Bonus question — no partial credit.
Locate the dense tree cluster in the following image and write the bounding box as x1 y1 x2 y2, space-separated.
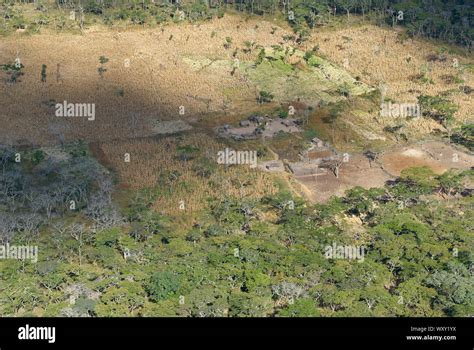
0 145 471 317
0 143 120 245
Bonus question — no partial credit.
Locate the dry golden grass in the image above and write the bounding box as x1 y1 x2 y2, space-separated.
0 14 292 146
98 133 278 215
309 24 474 134
1 15 471 148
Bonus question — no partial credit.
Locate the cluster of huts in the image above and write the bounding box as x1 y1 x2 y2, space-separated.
218 115 343 179
217 115 302 141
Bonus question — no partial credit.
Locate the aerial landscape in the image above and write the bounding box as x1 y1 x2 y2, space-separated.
0 0 472 319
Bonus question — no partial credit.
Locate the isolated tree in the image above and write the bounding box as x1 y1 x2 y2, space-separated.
69 223 89 265
337 0 355 19
98 56 109 79
223 36 232 49
0 212 16 244
41 64 47 83
257 90 274 104
363 150 379 168
320 158 342 178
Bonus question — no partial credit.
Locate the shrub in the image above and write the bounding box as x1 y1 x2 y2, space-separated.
223 36 232 49
30 149 45 165
255 48 265 65
11 15 27 29
418 95 458 126
337 83 351 97
115 8 130 20
39 64 47 84
258 90 274 104
303 50 314 62
1 62 25 84
145 271 181 302
85 0 104 15
450 124 474 151
34 14 50 26
130 9 146 25
278 109 289 119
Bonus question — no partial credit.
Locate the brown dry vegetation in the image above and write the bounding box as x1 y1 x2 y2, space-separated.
1 15 472 207
0 14 293 146
98 133 278 215
310 25 474 136
1 16 471 148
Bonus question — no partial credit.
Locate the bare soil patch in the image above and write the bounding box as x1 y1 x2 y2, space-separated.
381 141 474 176
297 153 390 203
292 141 473 203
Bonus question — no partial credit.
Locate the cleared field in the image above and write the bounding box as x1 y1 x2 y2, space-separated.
296 153 391 203
380 141 474 176
294 141 473 203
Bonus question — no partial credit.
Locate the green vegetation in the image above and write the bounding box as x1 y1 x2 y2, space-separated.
418 95 458 127
1 62 24 84
98 55 109 79
241 46 370 104
0 0 472 320
451 124 474 151
0 143 472 317
146 272 181 302
223 36 232 50
40 64 47 83
257 90 274 104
